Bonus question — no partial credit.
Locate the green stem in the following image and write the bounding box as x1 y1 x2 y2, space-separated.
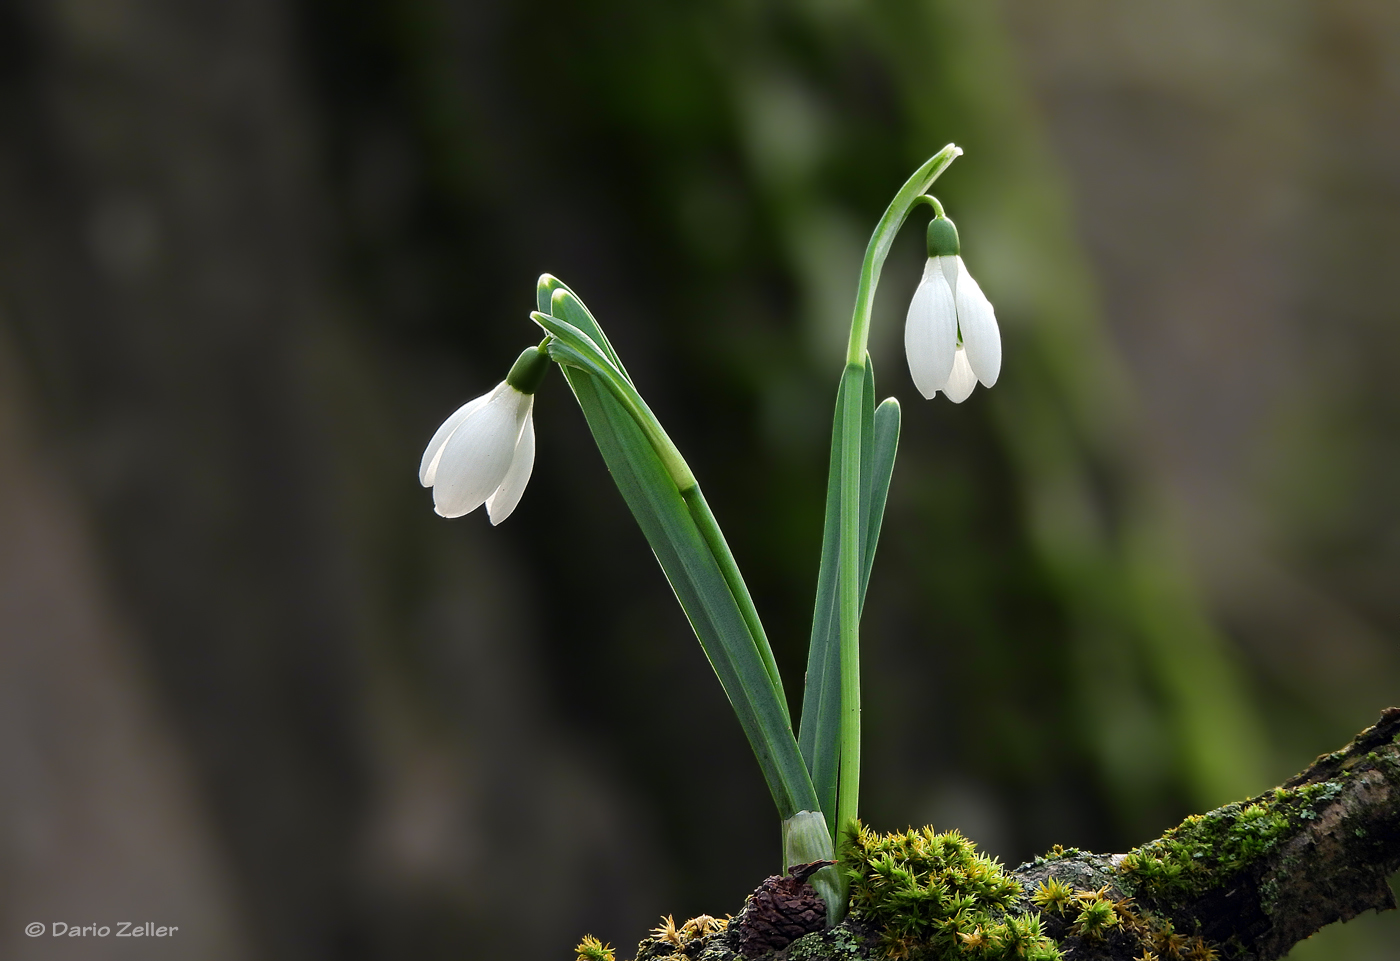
834 144 961 843
835 362 865 844
845 144 962 366
913 194 946 218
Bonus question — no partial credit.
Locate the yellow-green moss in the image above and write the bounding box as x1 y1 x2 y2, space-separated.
1029 878 1074 916
842 822 1061 961
1117 771 1360 903
628 914 729 961
577 934 617 961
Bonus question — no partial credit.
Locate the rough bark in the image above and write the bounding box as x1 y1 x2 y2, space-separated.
1014 707 1400 959
630 709 1400 961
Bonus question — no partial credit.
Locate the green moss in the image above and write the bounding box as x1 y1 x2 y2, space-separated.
784 925 866 961
1033 845 1084 864
1069 898 1117 940
1116 776 1359 900
577 935 618 961
1376 751 1400 783
1258 875 1281 916
843 822 1061 960
628 915 730 961
1298 779 1345 804
1029 878 1074 915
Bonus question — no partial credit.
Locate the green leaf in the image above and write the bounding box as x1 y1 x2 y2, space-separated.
537 276 816 819
798 366 861 828
531 308 695 490
865 397 901 589
682 486 791 726
531 297 788 718
538 274 631 381
857 364 876 594
798 357 899 835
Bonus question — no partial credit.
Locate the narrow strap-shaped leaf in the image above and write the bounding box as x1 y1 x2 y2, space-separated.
563 368 817 818
538 280 817 818
798 358 873 831
534 312 695 490
797 367 857 830
534 307 791 722
857 362 876 596
798 358 900 837
681 486 791 726
863 397 900 595
537 274 631 382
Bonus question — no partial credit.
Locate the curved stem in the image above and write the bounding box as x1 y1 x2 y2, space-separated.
844 144 962 367
834 145 961 845
913 194 945 218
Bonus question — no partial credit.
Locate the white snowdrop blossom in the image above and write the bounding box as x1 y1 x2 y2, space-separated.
419 346 549 524
903 212 1001 403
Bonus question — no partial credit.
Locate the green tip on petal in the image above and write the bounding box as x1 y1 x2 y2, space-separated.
505 345 551 394
926 216 960 258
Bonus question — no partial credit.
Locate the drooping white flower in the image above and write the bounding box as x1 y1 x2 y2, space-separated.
419 346 549 524
903 212 1001 403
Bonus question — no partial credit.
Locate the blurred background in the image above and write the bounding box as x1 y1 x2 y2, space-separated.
0 0 1396 958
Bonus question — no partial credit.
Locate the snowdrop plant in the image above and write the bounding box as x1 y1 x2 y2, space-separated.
419 145 995 922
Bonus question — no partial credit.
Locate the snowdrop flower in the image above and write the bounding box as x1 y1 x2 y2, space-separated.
419 345 550 523
903 210 1001 403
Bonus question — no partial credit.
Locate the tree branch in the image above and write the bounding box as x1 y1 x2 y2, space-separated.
615 709 1400 961
1015 706 1400 959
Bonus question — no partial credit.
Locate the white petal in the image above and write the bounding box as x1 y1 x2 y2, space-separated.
952 257 1001 387
903 258 958 399
486 405 535 525
935 254 958 298
420 391 491 487
431 386 529 518
941 348 977 403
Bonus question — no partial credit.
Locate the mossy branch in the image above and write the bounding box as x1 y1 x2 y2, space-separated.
1084 704 1400 960
605 708 1400 961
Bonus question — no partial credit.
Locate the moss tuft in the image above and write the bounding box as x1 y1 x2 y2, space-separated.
1069 894 1118 940
626 914 729 961
785 924 867 961
1117 787 1310 900
843 821 1061 960
577 934 617 961
1029 879 1074 916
